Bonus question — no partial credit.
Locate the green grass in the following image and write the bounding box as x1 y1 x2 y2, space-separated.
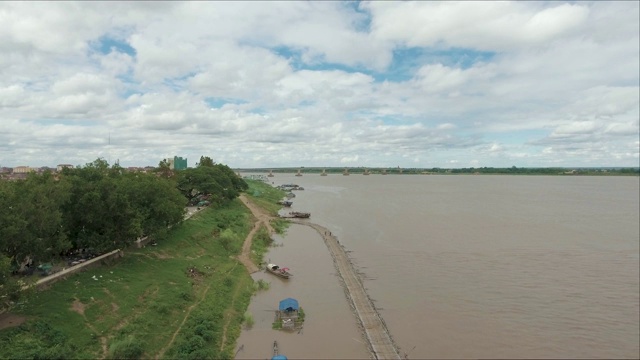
254 279 270 291
243 311 255 329
0 198 256 359
270 218 289 234
250 226 273 266
245 179 286 216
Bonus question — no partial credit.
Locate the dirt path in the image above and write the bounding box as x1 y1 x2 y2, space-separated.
69 298 109 358
155 284 212 360
0 313 27 331
291 219 403 360
155 196 269 359
237 194 275 274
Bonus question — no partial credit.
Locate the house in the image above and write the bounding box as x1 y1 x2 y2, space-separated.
13 166 32 174
276 298 300 330
56 164 74 172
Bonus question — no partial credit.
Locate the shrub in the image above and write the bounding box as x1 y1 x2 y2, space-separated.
108 336 144 359
253 279 270 291
243 312 254 328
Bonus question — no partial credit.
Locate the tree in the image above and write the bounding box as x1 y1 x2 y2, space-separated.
197 156 215 168
0 254 21 303
0 171 70 267
175 164 247 204
120 172 186 238
61 160 143 252
156 159 174 179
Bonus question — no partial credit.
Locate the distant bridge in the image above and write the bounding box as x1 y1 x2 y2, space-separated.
236 167 417 175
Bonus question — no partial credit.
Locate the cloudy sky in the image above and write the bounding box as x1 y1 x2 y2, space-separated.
1 1 638 169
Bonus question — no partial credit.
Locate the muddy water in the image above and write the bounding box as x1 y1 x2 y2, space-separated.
237 174 639 359
234 224 370 359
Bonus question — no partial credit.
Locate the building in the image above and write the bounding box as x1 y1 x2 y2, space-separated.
166 156 188 170
37 166 55 173
13 166 33 174
276 298 300 330
57 164 74 172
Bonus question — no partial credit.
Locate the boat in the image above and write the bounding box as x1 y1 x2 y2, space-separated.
289 211 310 218
272 341 287 360
266 264 293 279
277 200 293 207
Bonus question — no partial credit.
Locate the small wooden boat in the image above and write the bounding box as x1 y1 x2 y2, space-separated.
266 264 292 279
272 340 288 360
277 200 293 207
289 211 310 218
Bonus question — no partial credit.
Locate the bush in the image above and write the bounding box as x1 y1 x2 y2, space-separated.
108 336 144 359
0 321 79 359
243 312 254 328
253 279 270 291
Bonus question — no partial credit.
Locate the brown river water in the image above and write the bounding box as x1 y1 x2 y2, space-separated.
235 174 639 359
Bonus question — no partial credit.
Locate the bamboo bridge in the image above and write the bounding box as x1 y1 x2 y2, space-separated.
291 219 403 360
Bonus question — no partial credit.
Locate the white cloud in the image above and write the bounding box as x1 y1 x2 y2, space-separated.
364 2 590 50
0 1 638 168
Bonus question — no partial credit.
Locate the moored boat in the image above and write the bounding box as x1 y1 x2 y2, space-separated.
289 211 310 218
277 200 293 207
266 263 293 279
272 340 287 360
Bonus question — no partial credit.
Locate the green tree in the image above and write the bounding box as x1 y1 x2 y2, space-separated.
61 160 142 252
197 156 215 168
0 254 21 303
175 165 246 204
120 171 186 238
0 171 70 267
156 159 174 179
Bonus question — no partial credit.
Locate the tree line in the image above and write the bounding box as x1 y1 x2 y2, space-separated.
0 156 247 301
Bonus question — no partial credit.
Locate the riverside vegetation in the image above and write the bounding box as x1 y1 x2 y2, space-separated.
0 156 247 303
0 159 288 359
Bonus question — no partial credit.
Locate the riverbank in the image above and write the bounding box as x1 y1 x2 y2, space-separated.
0 199 257 359
234 186 400 359
234 224 371 359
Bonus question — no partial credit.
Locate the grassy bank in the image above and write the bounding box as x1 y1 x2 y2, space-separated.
245 179 286 216
244 180 290 265
1 199 255 359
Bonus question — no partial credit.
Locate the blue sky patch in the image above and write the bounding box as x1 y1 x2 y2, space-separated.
92 35 137 56
271 45 377 78
342 1 372 32
205 97 248 108
271 44 495 84
374 47 497 82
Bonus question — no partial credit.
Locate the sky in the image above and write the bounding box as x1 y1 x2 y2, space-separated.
1 1 638 169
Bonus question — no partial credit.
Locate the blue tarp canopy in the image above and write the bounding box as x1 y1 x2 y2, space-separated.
272 356 288 360
278 298 299 312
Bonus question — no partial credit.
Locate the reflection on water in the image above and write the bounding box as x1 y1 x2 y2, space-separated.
238 174 640 359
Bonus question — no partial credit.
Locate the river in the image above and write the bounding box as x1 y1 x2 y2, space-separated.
235 174 640 359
